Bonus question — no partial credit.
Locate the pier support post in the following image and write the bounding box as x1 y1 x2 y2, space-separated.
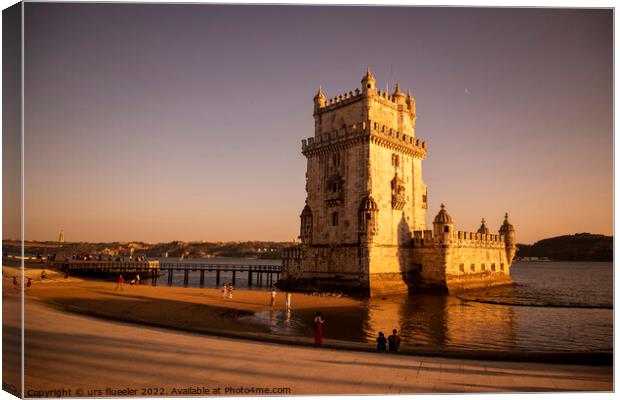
183 269 189 287
232 270 236 286
168 269 174 286
216 270 220 286
200 270 205 287
248 269 253 286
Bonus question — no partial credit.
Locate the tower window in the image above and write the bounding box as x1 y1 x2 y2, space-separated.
459 263 464 272
481 263 486 271
333 153 341 167
470 264 475 272
491 263 496 271
332 212 339 226
443 226 450 233
501 263 505 271
392 154 400 167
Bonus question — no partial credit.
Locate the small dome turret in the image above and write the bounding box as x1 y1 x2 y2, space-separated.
361 67 376 95
301 203 312 218
433 203 453 225
313 86 326 110
393 83 406 105
499 212 516 264
393 83 405 97
360 195 378 211
499 213 515 235
477 218 490 234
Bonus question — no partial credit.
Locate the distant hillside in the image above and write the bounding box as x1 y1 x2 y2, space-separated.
517 233 612 262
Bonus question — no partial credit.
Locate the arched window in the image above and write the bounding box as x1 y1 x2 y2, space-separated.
359 196 378 236
331 212 339 226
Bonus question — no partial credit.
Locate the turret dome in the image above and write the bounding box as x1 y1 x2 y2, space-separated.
477 218 490 234
300 204 312 217
361 67 375 84
313 86 326 101
360 195 378 211
433 204 453 225
499 213 515 234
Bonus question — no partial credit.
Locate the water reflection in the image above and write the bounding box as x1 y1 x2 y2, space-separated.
220 261 613 353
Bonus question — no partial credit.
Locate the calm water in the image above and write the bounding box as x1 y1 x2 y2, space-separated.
247 261 612 354
158 259 612 353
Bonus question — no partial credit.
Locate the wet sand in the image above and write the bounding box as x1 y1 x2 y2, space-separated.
7 266 362 337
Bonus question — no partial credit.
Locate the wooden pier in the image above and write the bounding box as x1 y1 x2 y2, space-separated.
56 260 281 288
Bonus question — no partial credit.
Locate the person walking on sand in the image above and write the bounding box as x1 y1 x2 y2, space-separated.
135 273 140 286
285 292 292 310
376 331 387 352
314 312 324 346
388 329 401 353
115 274 124 291
270 290 277 307
228 284 234 299
221 284 227 299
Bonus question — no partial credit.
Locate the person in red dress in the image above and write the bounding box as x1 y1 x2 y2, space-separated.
115 274 124 291
314 312 324 346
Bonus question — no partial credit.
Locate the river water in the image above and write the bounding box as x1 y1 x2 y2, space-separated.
158 259 612 354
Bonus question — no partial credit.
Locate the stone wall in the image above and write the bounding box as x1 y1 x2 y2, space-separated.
410 230 513 293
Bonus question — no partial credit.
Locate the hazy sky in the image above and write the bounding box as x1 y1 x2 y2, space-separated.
20 4 612 244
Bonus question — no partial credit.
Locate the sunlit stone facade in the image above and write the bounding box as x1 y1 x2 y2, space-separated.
279 70 516 296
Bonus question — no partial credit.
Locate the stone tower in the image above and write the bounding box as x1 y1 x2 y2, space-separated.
280 69 516 296
280 69 429 296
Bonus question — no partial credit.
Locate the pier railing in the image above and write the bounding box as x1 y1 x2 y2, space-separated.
55 260 281 288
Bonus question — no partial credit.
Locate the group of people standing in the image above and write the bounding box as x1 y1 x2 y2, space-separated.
221 283 234 299
114 273 140 291
376 329 402 353
270 290 292 310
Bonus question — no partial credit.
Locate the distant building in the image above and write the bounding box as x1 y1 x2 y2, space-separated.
58 229 64 247
279 69 516 296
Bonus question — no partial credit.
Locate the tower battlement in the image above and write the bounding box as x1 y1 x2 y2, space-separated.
301 120 427 158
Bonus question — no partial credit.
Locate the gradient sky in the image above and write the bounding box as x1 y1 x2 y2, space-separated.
19 4 612 244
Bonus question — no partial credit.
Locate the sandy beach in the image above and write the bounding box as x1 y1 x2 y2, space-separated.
7 265 362 337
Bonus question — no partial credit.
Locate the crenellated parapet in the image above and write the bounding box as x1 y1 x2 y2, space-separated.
314 86 416 115
412 229 506 248
301 120 427 158
282 245 303 260
315 89 363 114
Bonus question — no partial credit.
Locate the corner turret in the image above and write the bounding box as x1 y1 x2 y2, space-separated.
361 67 376 96
393 83 406 105
499 213 516 263
299 203 313 244
433 204 454 243
313 86 326 113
